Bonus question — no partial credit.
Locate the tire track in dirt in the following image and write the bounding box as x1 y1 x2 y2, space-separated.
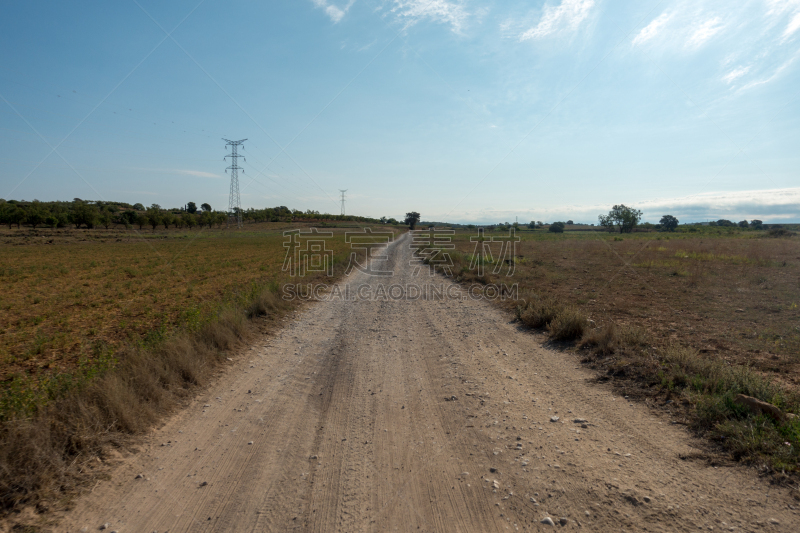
56 233 799 532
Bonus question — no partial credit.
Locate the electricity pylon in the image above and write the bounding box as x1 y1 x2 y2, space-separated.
223 138 247 228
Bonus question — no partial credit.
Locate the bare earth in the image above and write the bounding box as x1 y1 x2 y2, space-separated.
58 235 799 532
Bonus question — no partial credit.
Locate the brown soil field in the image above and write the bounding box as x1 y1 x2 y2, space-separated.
449 229 800 386
0 222 397 399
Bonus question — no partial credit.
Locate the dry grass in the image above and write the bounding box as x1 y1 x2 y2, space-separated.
0 222 396 515
0 286 268 512
443 227 800 472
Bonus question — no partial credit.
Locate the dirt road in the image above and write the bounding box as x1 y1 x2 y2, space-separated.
59 234 798 532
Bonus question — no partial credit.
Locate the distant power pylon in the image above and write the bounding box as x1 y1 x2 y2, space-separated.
223 138 247 228
339 189 347 216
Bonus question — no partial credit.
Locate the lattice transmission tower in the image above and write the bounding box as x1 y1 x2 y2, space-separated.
223 138 247 228
339 189 347 216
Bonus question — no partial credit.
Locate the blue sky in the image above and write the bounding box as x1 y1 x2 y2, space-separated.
1 0 798 224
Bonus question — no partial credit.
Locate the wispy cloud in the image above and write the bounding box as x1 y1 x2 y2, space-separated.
176 169 222 178
519 0 595 41
785 11 800 37
722 65 750 83
442 187 800 224
632 11 672 46
312 0 356 24
739 52 799 90
389 0 469 32
132 167 222 179
687 16 723 48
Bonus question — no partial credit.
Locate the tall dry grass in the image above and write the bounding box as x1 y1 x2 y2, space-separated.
0 286 287 514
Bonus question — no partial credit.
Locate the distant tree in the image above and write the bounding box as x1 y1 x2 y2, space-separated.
182 213 197 229
387 217 398 225
44 215 59 229
132 202 145 211
716 219 735 227
7 206 25 228
566 220 574 225
738 220 749 228
200 210 214 228
134 213 147 230
599 204 642 233
750 219 763 230
71 202 98 229
187 201 198 214
201 203 212 212
25 204 45 229
98 211 112 229
404 211 421 230
380 216 387 224
549 221 565 233
146 206 161 231
528 221 538 229
161 212 174 229
659 215 679 232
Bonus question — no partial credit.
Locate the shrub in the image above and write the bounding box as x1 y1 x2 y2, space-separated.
548 307 586 340
548 222 565 233
517 297 563 328
767 228 795 238
581 322 619 354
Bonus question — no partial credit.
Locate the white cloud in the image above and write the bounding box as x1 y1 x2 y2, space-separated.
722 65 750 83
312 0 356 24
785 11 800 36
519 0 595 41
441 187 800 224
389 0 469 32
632 12 672 46
175 169 222 178
687 17 723 48
739 53 798 90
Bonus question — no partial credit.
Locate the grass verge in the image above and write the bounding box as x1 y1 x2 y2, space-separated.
0 283 288 516
514 294 799 473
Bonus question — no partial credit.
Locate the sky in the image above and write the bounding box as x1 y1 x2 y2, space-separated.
1 0 798 224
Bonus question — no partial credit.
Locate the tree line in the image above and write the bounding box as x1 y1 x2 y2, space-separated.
0 198 383 230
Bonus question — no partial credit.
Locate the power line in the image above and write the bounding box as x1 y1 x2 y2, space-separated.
224 138 246 228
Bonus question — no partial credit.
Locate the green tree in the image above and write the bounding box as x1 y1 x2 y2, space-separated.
98 210 112 229
659 215 679 232
599 204 643 233
738 220 749 228
182 213 197 229
548 221 565 233
187 201 198 214
201 203 212 212
25 204 45 229
750 219 763 230
134 213 147 230
71 202 98 229
146 206 161 231
161 212 174 229
132 202 145 211
404 211 421 230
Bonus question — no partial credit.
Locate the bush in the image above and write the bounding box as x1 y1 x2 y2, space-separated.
548 307 586 340
517 297 563 328
767 228 795 238
517 297 586 340
548 222 565 233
